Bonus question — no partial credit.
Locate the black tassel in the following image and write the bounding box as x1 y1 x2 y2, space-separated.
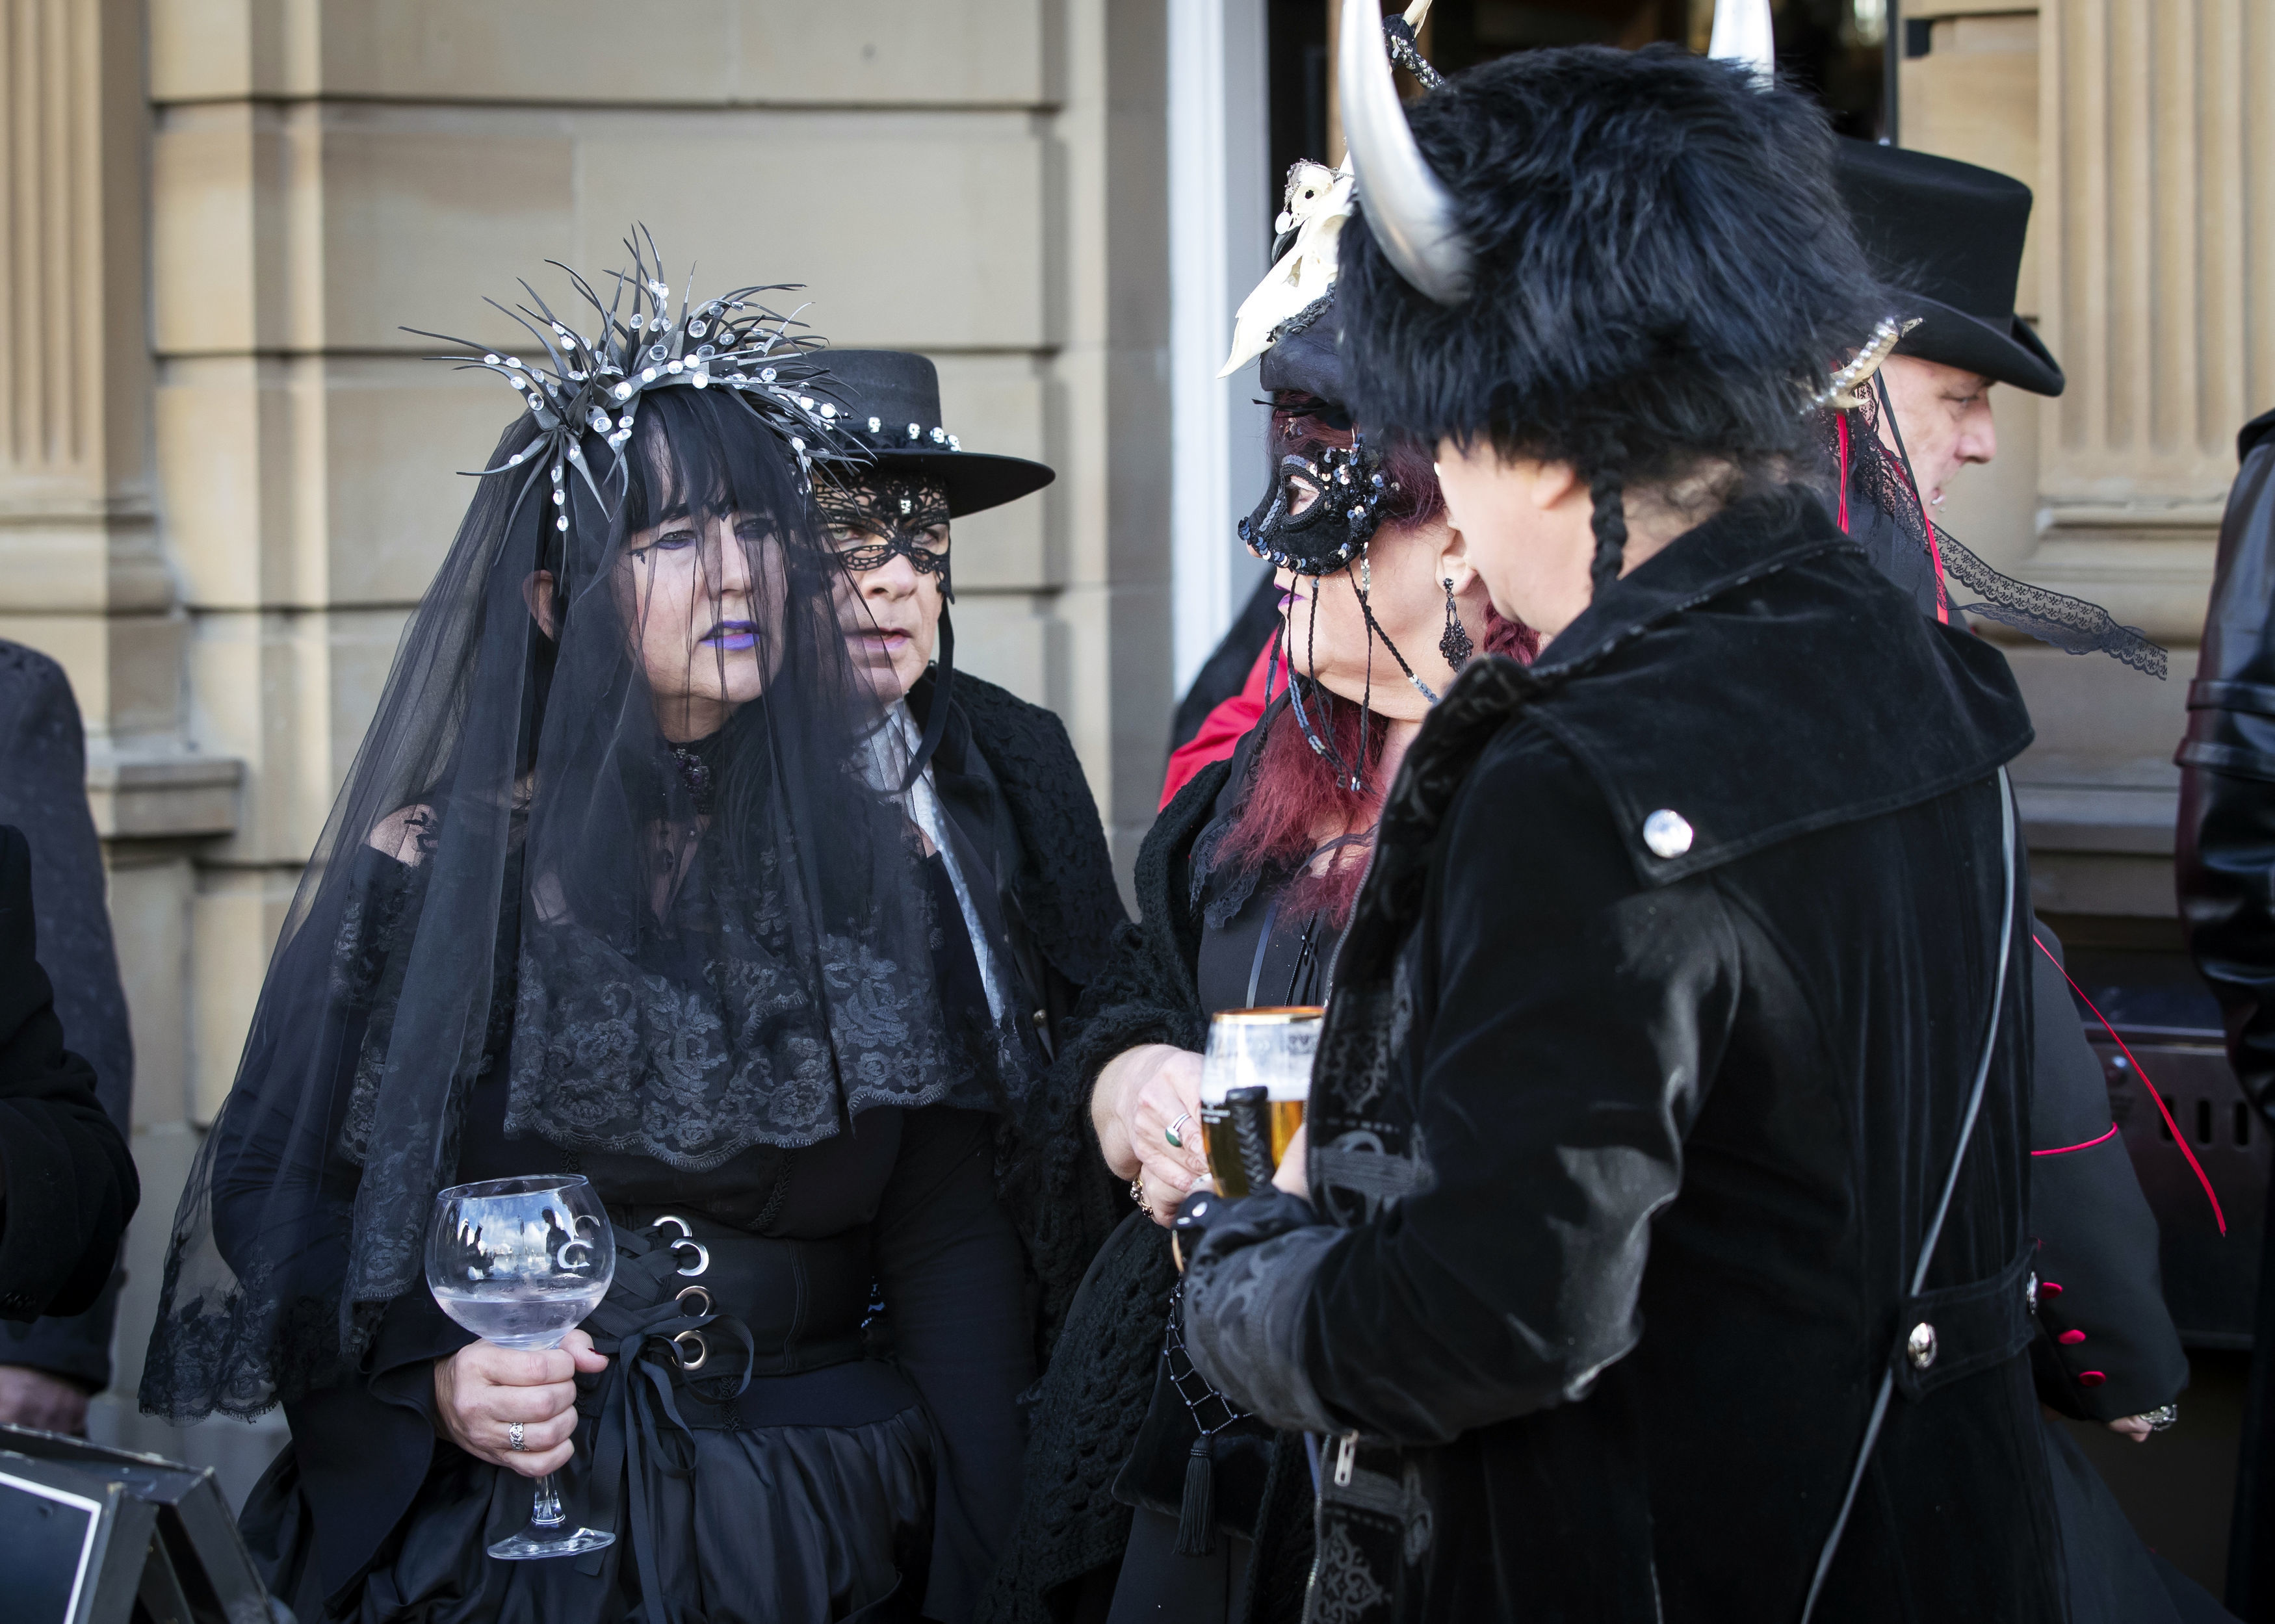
1175 1434 1217 1556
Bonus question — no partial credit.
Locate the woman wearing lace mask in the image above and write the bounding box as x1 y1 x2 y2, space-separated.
978 296 1534 1624
140 248 1072 1624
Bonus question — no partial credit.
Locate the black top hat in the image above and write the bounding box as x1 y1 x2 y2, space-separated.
1833 140 2065 398
808 350 1055 518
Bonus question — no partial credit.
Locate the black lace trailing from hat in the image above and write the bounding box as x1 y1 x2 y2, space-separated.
1835 384 2167 678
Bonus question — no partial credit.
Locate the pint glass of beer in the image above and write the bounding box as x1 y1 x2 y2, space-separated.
1198 1007 1321 1198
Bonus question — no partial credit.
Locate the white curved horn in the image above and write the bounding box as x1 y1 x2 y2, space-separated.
1338 0 1472 305
1708 0 1776 83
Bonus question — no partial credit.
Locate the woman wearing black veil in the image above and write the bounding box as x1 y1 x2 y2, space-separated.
139 247 1072 1624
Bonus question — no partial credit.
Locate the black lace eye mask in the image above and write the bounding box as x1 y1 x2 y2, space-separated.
816 476 954 582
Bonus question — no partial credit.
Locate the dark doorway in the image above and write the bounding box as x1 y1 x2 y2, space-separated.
1267 0 1332 224
1266 0 1892 194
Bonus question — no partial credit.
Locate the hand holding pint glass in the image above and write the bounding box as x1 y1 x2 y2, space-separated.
1199 1007 1320 1198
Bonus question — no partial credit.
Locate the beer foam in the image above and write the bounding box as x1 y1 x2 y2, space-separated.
1199 1064 1313 1103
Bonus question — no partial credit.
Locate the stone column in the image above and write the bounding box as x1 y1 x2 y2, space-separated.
0 0 172 749
2034 0 2269 632
0 0 248 1467
2012 0 2274 918
1897 1 2271 920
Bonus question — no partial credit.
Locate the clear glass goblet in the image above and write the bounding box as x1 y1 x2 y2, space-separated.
426 1174 616 1560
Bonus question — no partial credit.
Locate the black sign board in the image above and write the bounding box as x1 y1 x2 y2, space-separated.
0 1426 284 1624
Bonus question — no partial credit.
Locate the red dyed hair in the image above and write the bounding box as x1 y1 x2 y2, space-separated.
1212 400 1538 925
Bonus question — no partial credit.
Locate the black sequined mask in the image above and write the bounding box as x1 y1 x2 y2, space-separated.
1237 437 1391 574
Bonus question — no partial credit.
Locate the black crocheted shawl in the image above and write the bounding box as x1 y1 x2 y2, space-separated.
940 671 1134 1356
976 756 1314 1624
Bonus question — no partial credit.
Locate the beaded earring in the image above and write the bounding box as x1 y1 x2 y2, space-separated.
1439 577 1474 668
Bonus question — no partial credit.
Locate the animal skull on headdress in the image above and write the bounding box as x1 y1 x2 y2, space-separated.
1221 161 1357 377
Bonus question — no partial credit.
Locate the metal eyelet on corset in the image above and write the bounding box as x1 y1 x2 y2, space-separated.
675 1284 712 1318
672 1329 708 1371
648 1214 707 1276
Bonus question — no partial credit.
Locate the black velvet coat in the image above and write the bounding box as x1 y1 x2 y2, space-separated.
1180 496 2063 1623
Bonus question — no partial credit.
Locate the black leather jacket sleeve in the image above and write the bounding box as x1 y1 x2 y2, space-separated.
2179 414 2275 1115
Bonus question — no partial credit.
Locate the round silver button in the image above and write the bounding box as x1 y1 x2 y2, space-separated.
1906 1321 1938 1370
1643 808 1694 859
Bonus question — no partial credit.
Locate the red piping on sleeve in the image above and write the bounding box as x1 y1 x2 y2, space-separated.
2034 934 2226 1235
2031 1122 2120 1157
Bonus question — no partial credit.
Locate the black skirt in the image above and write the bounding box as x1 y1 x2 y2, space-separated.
245 1218 941 1623
246 1396 933 1623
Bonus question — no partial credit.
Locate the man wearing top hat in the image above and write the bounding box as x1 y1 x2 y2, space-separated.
1835 140 2062 522
1832 140 2239 1623
807 348 1134 1339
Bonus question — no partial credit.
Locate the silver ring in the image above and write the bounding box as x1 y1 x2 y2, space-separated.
2138 1403 2179 1432
670 1237 710 1277
673 1329 709 1372
676 1284 712 1317
1165 1112 1193 1149
507 1422 526 1452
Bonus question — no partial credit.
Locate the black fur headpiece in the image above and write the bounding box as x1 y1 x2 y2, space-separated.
1338 45 1888 584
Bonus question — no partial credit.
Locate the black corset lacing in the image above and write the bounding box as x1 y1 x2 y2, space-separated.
569 1213 871 1620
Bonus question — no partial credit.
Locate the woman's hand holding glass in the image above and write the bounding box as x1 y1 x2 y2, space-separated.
432 1330 608 1476
426 1174 617 1559
1091 1044 1208 1226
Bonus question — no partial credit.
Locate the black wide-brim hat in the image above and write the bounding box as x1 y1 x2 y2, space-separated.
1834 140 2065 398
808 350 1055 518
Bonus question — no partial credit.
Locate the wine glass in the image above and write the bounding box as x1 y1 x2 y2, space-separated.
426 1174 617 1560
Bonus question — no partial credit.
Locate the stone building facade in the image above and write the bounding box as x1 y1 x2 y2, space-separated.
0 0 2263 1502
2 0 1176 1481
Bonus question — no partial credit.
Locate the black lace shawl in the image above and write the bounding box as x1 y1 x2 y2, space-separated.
1836 387 2166 678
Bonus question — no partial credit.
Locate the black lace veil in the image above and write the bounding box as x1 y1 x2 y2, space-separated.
142 257 989 1422
1836 380 2166 678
